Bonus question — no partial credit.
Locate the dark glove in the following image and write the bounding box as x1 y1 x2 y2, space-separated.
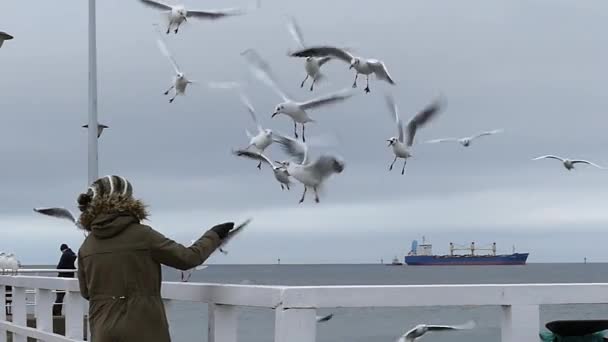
210 222 234 240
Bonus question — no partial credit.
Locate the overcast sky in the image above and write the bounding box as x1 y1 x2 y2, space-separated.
1 0 608 264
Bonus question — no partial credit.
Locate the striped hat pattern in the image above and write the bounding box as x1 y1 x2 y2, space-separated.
88 175 133 200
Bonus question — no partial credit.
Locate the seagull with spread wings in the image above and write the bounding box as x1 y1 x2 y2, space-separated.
139 0 253 34
286 17 333 91
155 29 195 103
532 155 606 171
242 49 354 142
232 150 292 190
385 94 445 175
290 45 395 93
397 321 476 341
426 129 503 147
273 133 345 203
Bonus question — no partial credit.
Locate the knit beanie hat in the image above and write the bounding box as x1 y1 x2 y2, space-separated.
77 175 133 212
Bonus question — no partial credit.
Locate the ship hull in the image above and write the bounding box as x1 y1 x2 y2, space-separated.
404 253 529 266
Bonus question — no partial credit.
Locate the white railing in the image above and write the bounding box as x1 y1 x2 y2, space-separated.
1 275 608 342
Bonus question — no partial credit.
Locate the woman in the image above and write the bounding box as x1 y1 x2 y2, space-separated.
77 175 234 342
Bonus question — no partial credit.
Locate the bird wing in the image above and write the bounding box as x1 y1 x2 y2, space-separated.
33 207 76 224
317 56 333 67
289 46 354 64
232 149 275 167
384 94 404 143
287 16 305 49
309 155 345 180
156 34 181 74
427 321 476 331
239 93 263 133
273 133 309 165
195 265 208 271
532 155 565 162
316 313 333 323
187 7 246 19
369 60 396 84
218 218 252 254
405 96 445 146
241 49 290 101
139 0 173 10
299 89 354 110
425 138 459 144
571 160 606 169
470 129 503 140
0 31 13 48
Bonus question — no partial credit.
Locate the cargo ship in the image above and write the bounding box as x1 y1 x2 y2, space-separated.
404 237 529 266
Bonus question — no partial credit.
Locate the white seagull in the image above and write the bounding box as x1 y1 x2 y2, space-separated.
139 0 252 34
242 48 354 142
286 17 333 91
273 133 345 203
232 149 292 190
156 30 195 103
5 254 20 276
0 252 7 275
426 129 503 147
398 321 476 342
532 155 606 171
290 45 395 93
240 94 274 169
180 240 209 282
0 32 13 48
82 124 109 138
385 93 445 175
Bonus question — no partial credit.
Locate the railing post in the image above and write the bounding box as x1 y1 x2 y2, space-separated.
64 291 85 339
208 304 238 342
274 308 316 342
501 304 539 342
34 289 53 333
11 287 26 342
0 286 6 342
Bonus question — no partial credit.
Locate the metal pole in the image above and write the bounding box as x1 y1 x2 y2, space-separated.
87 0 99 184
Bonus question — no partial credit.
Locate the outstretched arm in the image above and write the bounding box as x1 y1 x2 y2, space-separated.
148 224 231 270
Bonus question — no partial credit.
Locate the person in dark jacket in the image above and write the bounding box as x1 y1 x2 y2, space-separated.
76 175 234 342
53 243 77 316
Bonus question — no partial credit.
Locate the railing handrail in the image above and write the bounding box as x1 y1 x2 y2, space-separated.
2 275 608 342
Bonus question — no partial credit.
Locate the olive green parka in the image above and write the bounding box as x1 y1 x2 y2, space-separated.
77 195 220 342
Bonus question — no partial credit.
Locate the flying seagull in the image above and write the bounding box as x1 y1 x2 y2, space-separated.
426 129 503 147
82 124 109 138
532 155 606 171
155 28 195 103
286 17 333 91
397 321 476 342
290 45 395 93
0 32 13 48
273 133 345 203
242 48 354 142
232 150 292 190
207 82 274 169
33 207 81 228
385 93 445 175
139 0 253 34
316 313 333 323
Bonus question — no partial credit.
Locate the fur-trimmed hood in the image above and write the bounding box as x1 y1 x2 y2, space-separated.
78 195 148 237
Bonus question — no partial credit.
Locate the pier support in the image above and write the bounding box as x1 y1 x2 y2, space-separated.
274 308 316 342
208 304 237 342
501 304 539 342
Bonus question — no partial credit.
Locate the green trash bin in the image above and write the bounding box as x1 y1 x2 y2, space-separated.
539 320 608 342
